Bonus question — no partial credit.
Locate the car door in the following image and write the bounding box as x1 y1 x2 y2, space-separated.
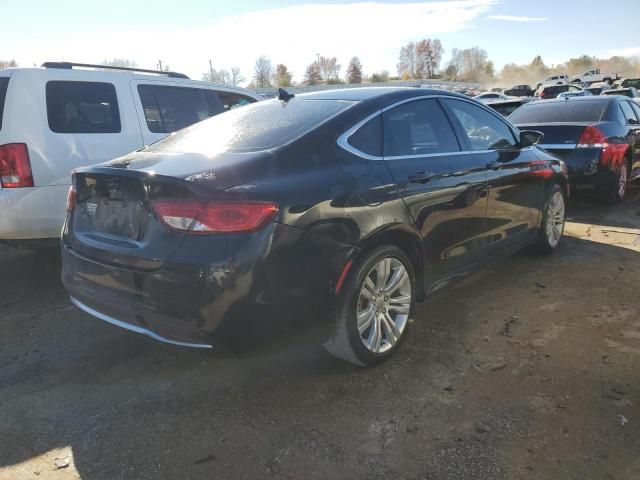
623 101 640 180
441 98 544 254
380 98 490 281
130 80 225 146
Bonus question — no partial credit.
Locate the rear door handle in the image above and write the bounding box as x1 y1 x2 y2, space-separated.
408 171 435 183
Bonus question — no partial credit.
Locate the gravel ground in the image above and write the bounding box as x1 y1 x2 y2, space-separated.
1 189 639 480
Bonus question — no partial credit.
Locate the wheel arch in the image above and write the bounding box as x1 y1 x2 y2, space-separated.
355 224 427 302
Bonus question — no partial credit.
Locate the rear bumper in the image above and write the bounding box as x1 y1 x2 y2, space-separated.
70 296 214 348
0 185 69 239
62 223 355 347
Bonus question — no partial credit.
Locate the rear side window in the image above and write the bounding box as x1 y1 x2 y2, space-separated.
137 85 225 133
383 99 459 157
0 77 9 130
629 102 640 122
46 81 120 133
145 98 354 153
445 99 517 151
619 102 638 124
217 91 256 111
509 100 607 123
348 115 382 157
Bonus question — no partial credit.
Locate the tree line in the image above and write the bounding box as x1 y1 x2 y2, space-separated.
2 45 639 88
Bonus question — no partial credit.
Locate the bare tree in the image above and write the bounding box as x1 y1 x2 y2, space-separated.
445 47 494 82
318 56 340 82
275 64 293 87
397 42 417 78
0 59 17 69
304 61 322 86
253 56 274 88
103 58 137 69
346 56 363 84
398 39 443 79
230 67 244 86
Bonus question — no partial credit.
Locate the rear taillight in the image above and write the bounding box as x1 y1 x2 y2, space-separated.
151 200 279 234
577 126 607 148
0 143 33 188
66 186 76 212
577 126 629 166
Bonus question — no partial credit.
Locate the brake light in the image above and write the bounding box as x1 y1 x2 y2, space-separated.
0 143 33 188
151 200 279 234
577 126 607 148
577 126 628 166
66 186 76 212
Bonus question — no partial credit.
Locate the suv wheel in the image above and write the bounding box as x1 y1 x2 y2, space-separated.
324 246 415 366
531 185 566 254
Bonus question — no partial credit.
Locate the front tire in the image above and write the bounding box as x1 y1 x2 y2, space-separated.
324 245 416 366
531 185 566 254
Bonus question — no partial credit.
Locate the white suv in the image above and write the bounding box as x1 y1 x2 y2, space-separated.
0 62 260 245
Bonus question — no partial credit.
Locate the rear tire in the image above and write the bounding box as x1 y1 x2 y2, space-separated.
530 185 566 254
599 162 628 203
324 245 416 366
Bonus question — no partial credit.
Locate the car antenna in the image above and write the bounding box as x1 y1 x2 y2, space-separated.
278 88 295 102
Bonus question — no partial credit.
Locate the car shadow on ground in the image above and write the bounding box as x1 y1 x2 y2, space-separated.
1 216 639 479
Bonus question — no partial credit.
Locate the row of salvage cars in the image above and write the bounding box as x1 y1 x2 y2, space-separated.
485 89 640 203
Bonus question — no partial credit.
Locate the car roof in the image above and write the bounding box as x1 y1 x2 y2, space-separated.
537 96 613 105
0 66 259 97
295 87 467 104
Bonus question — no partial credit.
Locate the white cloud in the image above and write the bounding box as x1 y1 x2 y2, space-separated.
7 1 498 84
487 14 548 22
598 46 640 58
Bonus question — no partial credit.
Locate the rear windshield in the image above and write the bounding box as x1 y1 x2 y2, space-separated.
488 102 524 117
509 100 606 123
145 98 354 153
621 79 640 89
603 90 633 98
0 77 9 130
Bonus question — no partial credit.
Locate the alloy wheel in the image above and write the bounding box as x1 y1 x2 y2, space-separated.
545 191 565 247
618 163 628 199
356 257 412 353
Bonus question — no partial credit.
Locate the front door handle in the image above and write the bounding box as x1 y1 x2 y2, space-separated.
408 171 435 183
486 161 501 170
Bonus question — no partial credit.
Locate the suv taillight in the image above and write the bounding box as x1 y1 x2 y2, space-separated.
151 200 279 234
66 186 76 212
0 143 33 188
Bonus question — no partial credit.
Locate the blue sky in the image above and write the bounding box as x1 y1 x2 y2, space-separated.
2 0 638 83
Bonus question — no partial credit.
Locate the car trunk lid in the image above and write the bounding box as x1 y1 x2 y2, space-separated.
64 150 274 270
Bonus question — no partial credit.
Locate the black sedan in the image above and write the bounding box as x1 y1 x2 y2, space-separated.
510 95 640 202
62 88 568 366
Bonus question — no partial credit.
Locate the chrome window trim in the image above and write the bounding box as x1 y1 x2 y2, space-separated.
337 94 523 161
538 143 577 149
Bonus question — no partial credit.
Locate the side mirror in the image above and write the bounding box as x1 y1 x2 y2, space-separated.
520 130 544 147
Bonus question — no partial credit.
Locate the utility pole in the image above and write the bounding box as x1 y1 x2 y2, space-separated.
208 59 214 81
158 60 163 72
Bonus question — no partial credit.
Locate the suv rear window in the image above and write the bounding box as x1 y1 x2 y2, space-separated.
509 100 606 123
46 81 120 133
0 77 9 130
146 98 354 153
138 85 227 133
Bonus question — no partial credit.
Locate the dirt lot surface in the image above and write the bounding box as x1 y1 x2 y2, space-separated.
1 189 639 480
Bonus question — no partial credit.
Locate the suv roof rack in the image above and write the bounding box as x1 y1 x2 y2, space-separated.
41 62 190 79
